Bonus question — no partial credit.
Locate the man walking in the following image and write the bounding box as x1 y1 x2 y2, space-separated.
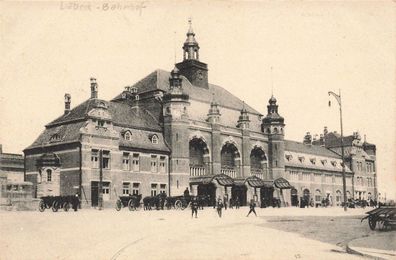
246 199 257 217
216 198 224 218
191 197 199 218
235 196 240 209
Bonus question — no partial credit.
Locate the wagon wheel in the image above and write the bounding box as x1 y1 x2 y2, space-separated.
63 202 70 212
52 201 59 212
128 199 136 211
368 216 377 230
115 199 122 211
175 200 182 210
39 200 46 212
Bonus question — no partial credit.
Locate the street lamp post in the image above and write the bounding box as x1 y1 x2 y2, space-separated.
328 89 347 212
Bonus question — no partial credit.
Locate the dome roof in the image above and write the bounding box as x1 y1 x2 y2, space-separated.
269 95 277 104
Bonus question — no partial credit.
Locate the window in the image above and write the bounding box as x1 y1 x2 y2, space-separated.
102 150 110 169
289 171 299 181
46 169 52 182
132 153 140 172
151 155 158 172
97 120 105 127
132 183 140 195
151 135 159 144
314 174 321 183
331 161 337 167
335 176 342 185
124 131 132 141
325 175 332 183
159 156 166 173
122 182 130 195
160 184 166 194
122 152 130 171
91 149 99 168
310 158 316 165
102 183 110 201
50 133 61 142
38 169 42 183
302 173 310 182
151 183 158 196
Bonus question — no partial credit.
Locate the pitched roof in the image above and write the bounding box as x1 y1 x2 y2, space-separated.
324 132 355 148
47 99 162 131
113 69 262 116
119 129 170 153
285 140 340 158
26 121 86 150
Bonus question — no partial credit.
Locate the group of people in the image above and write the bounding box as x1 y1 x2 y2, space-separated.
184 187 257 218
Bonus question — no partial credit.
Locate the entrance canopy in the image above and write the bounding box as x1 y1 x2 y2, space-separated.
244 176 273 188
274 177 293 189
190 174 234 186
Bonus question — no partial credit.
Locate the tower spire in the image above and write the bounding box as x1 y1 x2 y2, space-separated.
183 18 199 60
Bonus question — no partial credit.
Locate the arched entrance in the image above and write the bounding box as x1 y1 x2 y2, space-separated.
231 185 247 206
197 183 216 206
290 188 298 206
189 138 210 176
260 187 274 208
221 142 240 178
301 188 310 207
250 147 267 179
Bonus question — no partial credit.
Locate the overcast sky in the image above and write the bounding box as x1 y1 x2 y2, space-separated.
1 1 395 198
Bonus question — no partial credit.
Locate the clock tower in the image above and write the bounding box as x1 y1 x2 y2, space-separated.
176 19 209 89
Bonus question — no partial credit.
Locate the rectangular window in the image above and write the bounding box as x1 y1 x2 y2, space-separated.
47 170 52 182
122 152 130 171
160 184 166 194
132 183 140 195
102 150 110 169
122 182 130 195
151 155 158 173
325 175 332 183
302 173 310 182
132 153 140 172
102 182 110 201
159 156 166 173
314 174 321 183
91 149 99 168
97 120 105 127
151 183 158 196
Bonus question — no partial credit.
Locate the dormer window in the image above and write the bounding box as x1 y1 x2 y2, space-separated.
310 158 316 164
298 156 305 163
285 154 293 161
124 131 132 141
50 133 61 142
131 87 138 94
321 159 327 165
151 134 159 144
97 120 105 127
331 161 337 167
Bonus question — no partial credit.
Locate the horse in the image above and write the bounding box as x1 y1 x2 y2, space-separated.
143 193 166 210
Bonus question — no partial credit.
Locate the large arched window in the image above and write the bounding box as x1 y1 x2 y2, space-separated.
221 143 239 168
250 147 267 170
189 138 208 166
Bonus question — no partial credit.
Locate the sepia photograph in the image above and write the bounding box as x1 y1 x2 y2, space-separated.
0 1 395 259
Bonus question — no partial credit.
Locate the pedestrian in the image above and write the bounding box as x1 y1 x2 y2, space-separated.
223 196 228 210
184 187 190 197
216 198 224 218
246 199 257 217
235 196 240 209
73 193 80 212
191 197 199 218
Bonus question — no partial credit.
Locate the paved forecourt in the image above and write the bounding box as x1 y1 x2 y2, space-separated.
0 207 367 260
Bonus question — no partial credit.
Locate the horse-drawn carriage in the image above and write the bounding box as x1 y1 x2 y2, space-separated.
361 206 396 231
165 195 191 210
39 195 79 212
115 194 142 211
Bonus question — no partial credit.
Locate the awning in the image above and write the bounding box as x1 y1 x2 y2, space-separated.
190 174 234 186
213 174 234 186
274 177 293 189
245 176 273 188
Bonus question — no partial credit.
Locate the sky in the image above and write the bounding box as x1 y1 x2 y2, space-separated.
1 1 395 198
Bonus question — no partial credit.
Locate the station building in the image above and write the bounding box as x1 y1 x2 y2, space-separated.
23 21 377 208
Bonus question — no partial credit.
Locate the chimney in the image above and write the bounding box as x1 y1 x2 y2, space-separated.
90 78 98 99
303 132 312 145
64 93 71 114
323 126 328 136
